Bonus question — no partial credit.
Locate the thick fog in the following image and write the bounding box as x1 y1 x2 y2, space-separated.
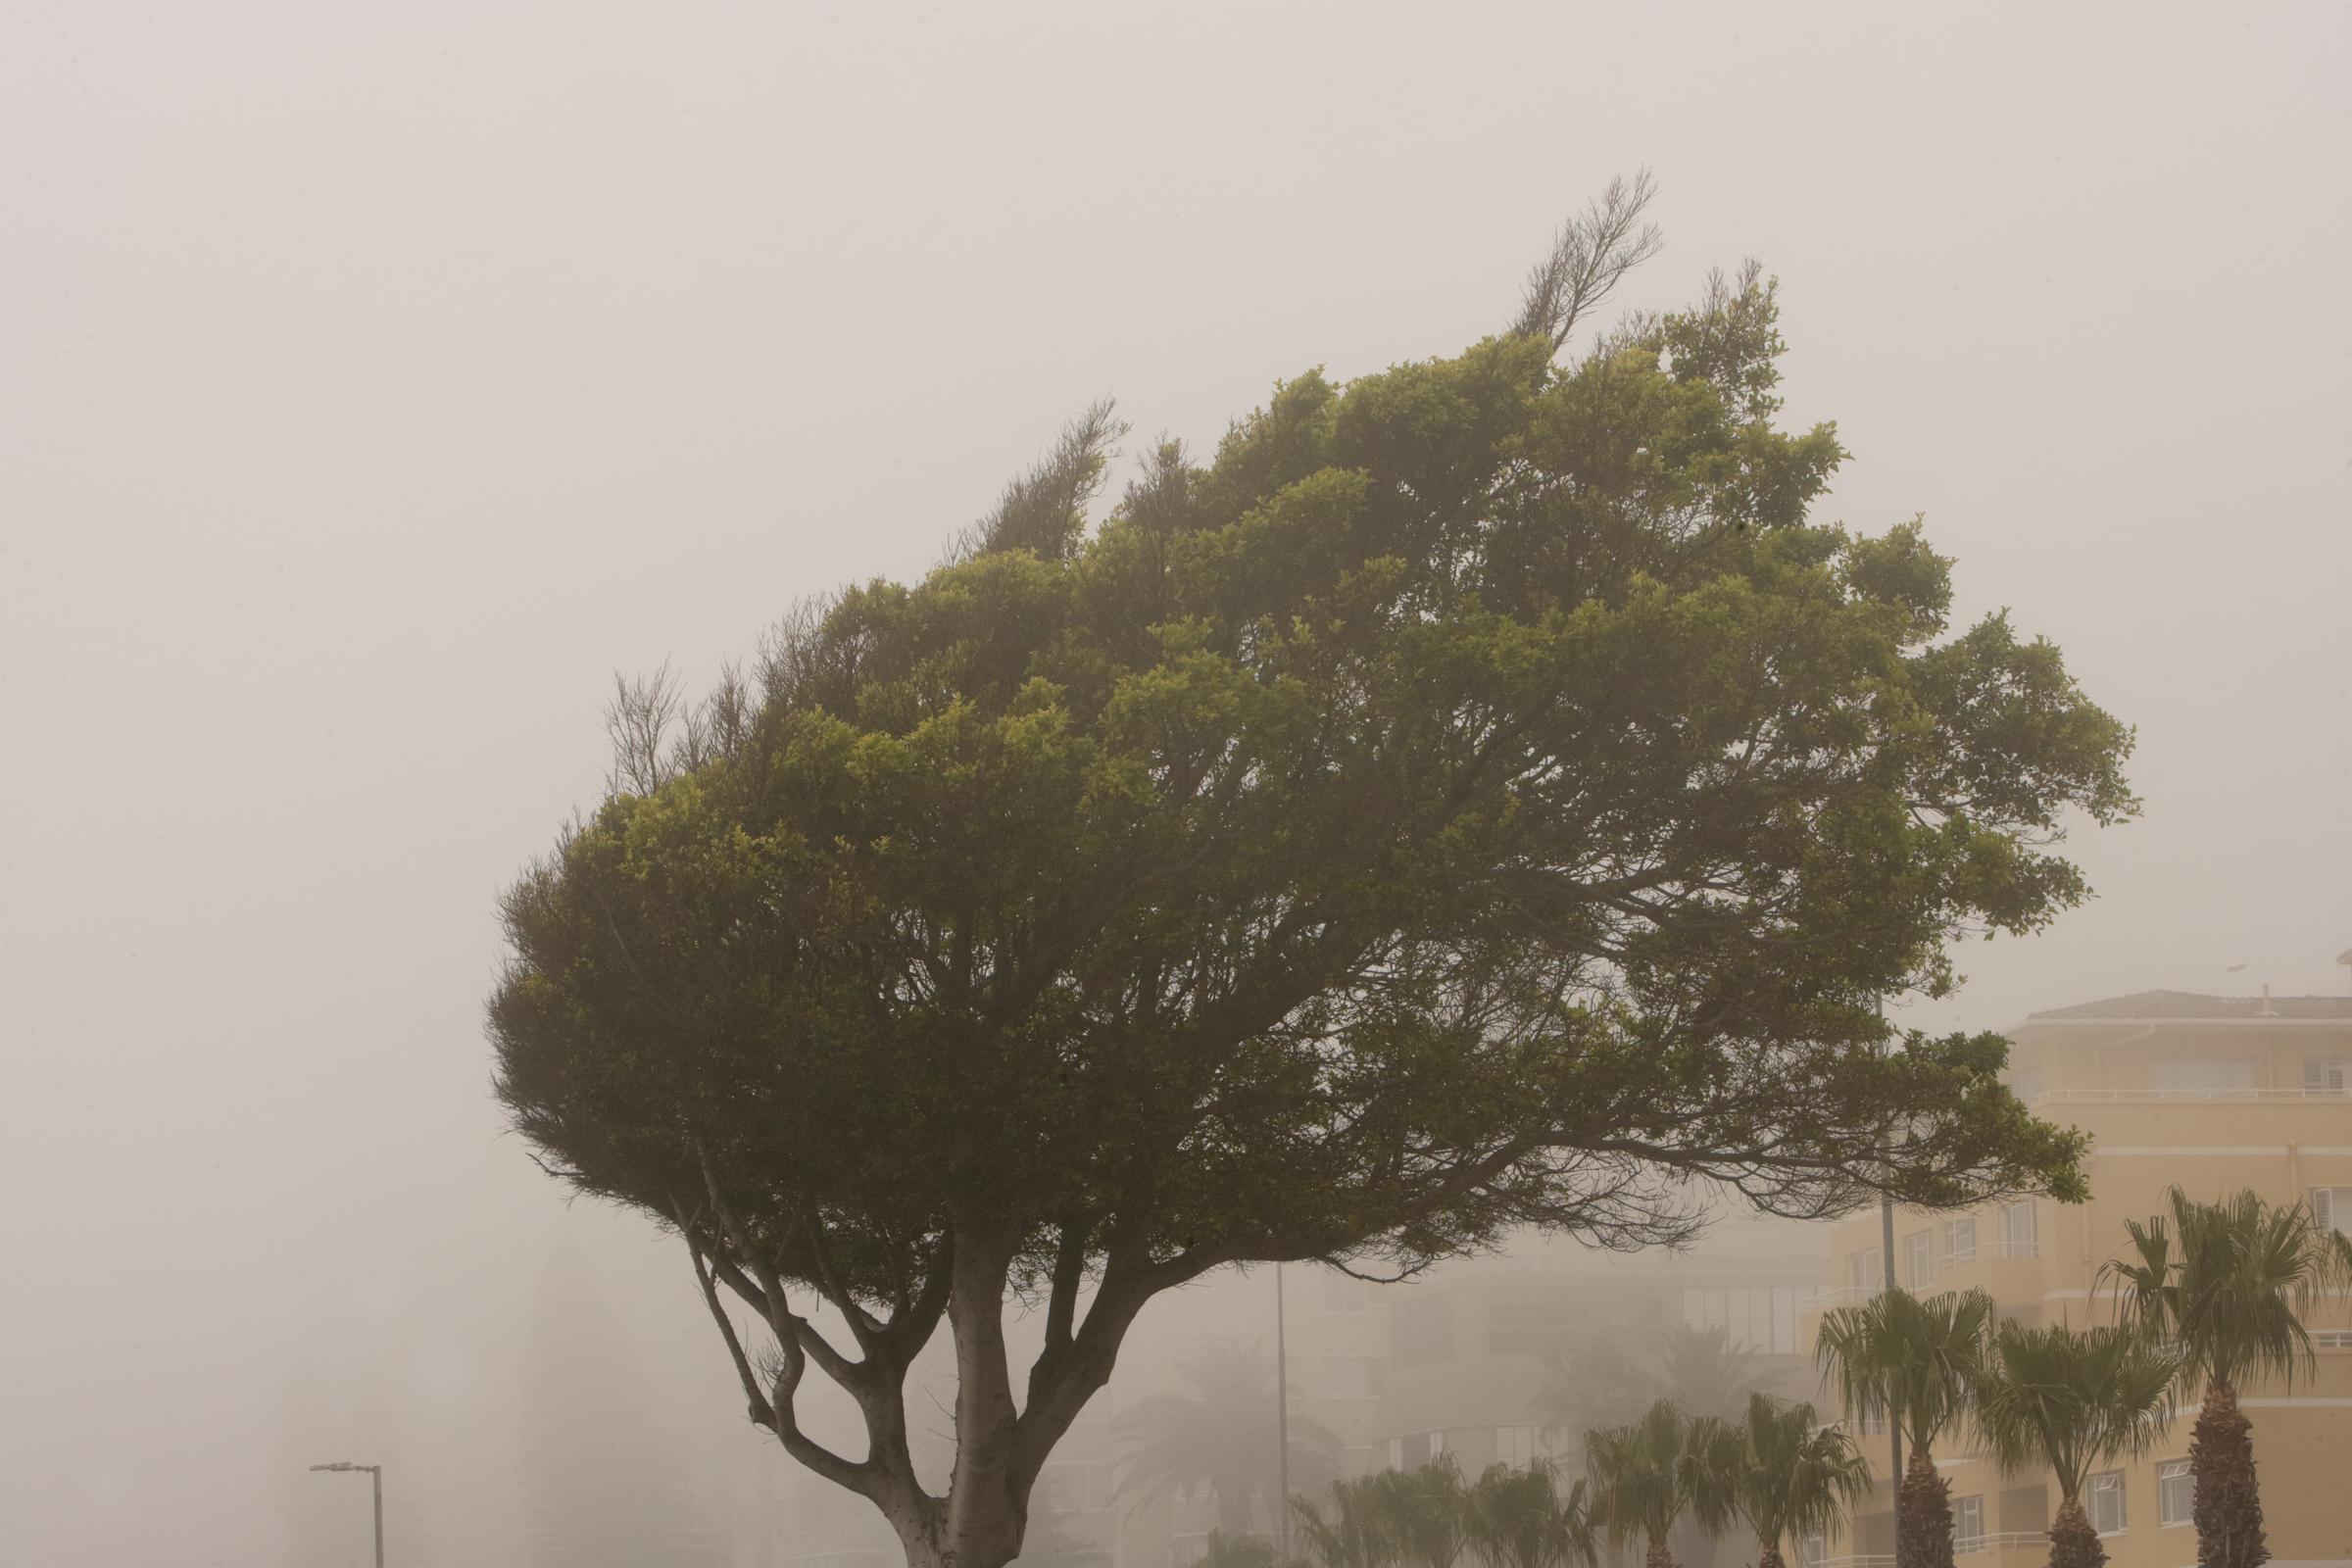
2 4 2345 1564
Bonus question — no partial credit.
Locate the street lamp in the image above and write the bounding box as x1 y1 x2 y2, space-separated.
309 1461 384 1568
1275 1263 1292 1564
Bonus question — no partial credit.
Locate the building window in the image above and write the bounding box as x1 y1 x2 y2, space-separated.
1854 1405 1886 1438
1392 1431 1446 1468
2087 1470 2126 1535
1490 1292 1580 1355
1322 1356 1383 1399
2150 1056 2259 1097
2302 1056 2348 1096
2310 1188 2351 1237
1683 1285 1807 1354
1320 1271 1368 1314
1394 1298 1455 1366
2157 1460 2191 1527
1905 1231 1935 1289
1495 1427 1548 1468
1952 1494 1984 1546
1847 1247 1883 1292
2010 1066 2042 1102
1945 1216 1978 1262
2001 1200 2038 1257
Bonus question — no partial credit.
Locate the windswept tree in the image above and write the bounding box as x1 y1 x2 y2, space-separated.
1585 1401 1739 1568
1971 1322 2178 1568
2099 1187 2352 1568
488 173 2132 1568
1695 1396 1870 1568
1110 1341 1343 1540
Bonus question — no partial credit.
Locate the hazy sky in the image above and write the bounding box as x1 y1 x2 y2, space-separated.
3 3 2346 1563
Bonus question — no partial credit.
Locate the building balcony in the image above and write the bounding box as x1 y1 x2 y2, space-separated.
2031 1087 2349 1105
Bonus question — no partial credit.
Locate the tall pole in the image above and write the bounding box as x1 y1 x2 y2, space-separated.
1880 1194 1903 1535
1878 992 1903 1558
1276 1262 1292 1563
309 1461 383 1568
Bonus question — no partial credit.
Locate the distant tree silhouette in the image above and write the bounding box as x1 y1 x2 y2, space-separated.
519 1230 721 1568
1113 1339 1345 1539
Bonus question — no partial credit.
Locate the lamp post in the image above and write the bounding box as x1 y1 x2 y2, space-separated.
1275 1263 1292 1564
309 1461 384 1568
1876 995 1903 1559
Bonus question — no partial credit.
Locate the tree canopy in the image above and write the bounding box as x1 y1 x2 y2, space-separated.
488 176 2132 1568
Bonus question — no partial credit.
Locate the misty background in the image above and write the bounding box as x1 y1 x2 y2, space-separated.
2 3 2345 1564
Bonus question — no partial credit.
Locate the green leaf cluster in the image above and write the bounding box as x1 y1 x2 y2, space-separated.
490 267 2129 1323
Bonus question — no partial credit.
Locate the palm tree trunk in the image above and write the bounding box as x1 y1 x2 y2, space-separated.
1757 1545 1787 1568
2045 1500 2106 1568
2190 1380 2268 1568
1894 1446 1954 1568
1644 1534 1676 1568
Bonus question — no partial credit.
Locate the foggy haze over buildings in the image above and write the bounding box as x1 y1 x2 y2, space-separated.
2 3 2346 1564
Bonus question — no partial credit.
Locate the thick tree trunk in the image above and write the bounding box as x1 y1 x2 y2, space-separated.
2190 1380 2268 1568
1757 1545 1788 1568
2045 1500 2105 1568
1895 1446 1955 1568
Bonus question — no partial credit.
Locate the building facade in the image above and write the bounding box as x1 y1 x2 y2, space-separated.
1806 988 2352 1567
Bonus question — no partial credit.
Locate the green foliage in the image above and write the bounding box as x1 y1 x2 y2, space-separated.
1293 1474 1391 1568
1294 1459 1502 1568
1369 1458 1471 1568
1464 1459 1596 1568
1583 1400 1737 1552
1198 1532 1287 1568
1692 1395 1870 1565
493 270 2124 1306
2100 1185 2352 1395
1970 1320 2179 1503
485 189 2134 1566
2099 1187 2351 1568
1813 1287 1996 1458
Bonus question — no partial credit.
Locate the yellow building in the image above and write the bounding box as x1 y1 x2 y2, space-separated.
1805 986 2352 1567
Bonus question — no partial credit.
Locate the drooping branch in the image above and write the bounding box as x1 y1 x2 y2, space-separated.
675 1203 872 1496
675 1201 776 1430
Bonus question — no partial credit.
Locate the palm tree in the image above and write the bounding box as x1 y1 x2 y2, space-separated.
1539 1324 1773 1447
1695 1396 1872 1568
1971 1320 2179 1568
1112 1341 1345 1539
1371 1457 1470 1568
1584 1400 1738 1568
1813 1287 1995 1568
1294 1474 1394 1568
1199 1534 1285 1568
1463 1458 1597 1568
2098 1186 2352 1568
1654 1324 1779 1423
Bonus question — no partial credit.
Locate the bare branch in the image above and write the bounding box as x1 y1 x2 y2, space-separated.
604 662 684 796
1510 170 1664 354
